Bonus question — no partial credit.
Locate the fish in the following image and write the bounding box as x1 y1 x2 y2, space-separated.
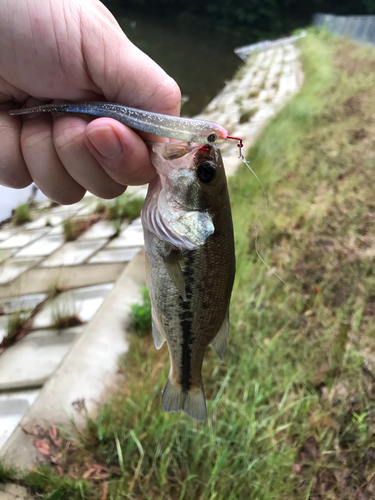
142 141 235 421
9 101 237 421
9 102 242 147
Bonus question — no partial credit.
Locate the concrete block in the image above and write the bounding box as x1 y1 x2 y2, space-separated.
32 283 114 329
0 230 48 250
0 328 82 391
88 246 141 264
41 239 107 267
0 258 41 285
0 390 39 450
15 234 64 258
78 220 116 240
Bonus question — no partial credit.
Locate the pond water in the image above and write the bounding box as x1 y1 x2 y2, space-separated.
0 7 246 221
109 7 243 116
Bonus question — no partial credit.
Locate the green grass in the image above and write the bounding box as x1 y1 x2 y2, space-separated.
13 203 31 225
62 218 87 242
239 106 259 123
3 29 375 499
129 286 152 337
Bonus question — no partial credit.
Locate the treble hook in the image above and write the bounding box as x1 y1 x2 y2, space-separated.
227 135 244 158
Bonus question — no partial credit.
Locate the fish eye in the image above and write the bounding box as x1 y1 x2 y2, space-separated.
207 133 217 143
197 161 216 184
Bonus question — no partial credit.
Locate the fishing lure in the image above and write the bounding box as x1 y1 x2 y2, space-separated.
9 102 243 150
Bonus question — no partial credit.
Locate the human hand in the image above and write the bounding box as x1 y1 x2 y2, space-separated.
0 0 181 203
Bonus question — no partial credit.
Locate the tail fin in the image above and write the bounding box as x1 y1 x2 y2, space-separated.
161 376 207 422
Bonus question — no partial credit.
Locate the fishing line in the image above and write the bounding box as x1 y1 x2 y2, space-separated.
240 154 289 289
237 148 314 312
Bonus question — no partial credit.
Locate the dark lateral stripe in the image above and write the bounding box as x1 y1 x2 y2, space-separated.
180 251 195 391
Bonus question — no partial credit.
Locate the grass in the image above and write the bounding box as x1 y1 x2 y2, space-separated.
2 29 375 499
129 286 152 337
62 218 87 242
93 194 144 236
51 295 83 331
239 106 259 123
62 217 100 242
13 203 31 225
248 89 260 99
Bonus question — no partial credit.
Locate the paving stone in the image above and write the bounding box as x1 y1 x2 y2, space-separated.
0 258 41 285
0 484 33 500
15 234 64 258
41 239 107 267
0 229 48 250
78 220 116 240
0 327 83 391
89 246 141 264
0 248 14 264
0 390 40 450
0 315 8 343
0 228 19 242
32 283 114 329
24 213 70 229
0 293 47 315
107 223 144 249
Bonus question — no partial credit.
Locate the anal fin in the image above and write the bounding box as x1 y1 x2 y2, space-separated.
152 318 166 350
162 376 207 422
162 251 186 301
211 310 230 361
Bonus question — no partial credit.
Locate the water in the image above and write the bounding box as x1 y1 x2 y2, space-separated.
113 9 242 116
0 8 243 221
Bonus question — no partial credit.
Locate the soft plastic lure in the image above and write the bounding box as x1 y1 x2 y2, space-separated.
9 102 243 149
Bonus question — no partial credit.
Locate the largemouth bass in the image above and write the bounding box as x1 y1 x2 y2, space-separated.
142 142 235 421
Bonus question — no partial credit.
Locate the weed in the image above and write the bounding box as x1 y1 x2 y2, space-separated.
62 217 99 242
13 203 31 225
239 106 259 123
248 89 260 98
129 286 152 336
235 95 243 107
109 195 144 235
51 295 82 331
5 310 26 341
0 462 16 483
94 201 107 215
23 467 93 500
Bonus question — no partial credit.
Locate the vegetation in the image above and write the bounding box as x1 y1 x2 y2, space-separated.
3 30 375 499
62 216 100 242
239 106 259 123
248 89 260 99
51 296 83 331
5 310 26 341
105 0 375 43
109 195 143 222
129 286 152 336
93 194 144 236
13 203 31 225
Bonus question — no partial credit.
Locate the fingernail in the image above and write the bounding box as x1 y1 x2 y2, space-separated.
86 125 122 160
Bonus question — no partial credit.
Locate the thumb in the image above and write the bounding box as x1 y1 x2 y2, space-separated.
79 1 181 116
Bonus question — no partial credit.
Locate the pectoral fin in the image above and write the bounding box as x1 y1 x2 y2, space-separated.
162 252 187 301
211 310 230 361
152 318 166 349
